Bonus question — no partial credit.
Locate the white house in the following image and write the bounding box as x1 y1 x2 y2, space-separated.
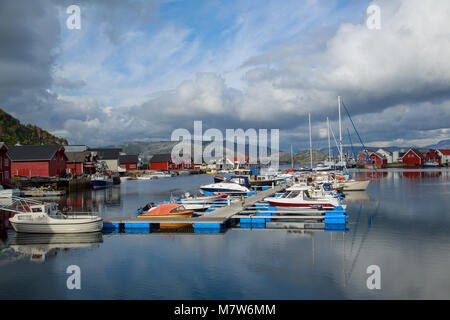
376 148 393 164
437 149 450 165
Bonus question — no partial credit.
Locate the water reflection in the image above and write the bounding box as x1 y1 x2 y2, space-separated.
0 170 449 299
5 232 103 263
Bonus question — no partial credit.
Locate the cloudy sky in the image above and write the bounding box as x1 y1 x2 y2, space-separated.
0 0 449 150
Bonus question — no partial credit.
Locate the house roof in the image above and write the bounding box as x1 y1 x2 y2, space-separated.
66 151 91 163
377 148 392 155
401 148 425 160
119 154 139 164
150 154 172 162
438 149 450 156
0 142 6 150
7 145 65 161
91 148 122 160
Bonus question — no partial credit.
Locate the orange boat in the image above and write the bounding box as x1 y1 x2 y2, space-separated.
137 203 193 229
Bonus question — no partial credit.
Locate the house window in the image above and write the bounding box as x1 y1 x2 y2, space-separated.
5 171 8 179
4 158 8 167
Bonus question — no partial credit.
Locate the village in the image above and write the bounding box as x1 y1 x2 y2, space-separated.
0 142 448 195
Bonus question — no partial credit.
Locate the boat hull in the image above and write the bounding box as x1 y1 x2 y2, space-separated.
266 201 336 209
137 212 192 228
9 218 103 234
91 180 112 189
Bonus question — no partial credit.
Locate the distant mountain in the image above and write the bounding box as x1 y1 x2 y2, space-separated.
0 109 68 146
279 150 328 164
425 139 450 149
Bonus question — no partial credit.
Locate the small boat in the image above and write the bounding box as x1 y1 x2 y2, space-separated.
0 185 21 198
91 173 113 189
423 161 440 168
264 186 345 209
137 203 193 228
206 170 218 174
313 164 333 172
9 201 103 234
200 176 252 195
136 175 155 180
178 193 227 211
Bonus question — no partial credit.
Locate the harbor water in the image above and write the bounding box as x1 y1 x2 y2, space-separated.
0 169 450 299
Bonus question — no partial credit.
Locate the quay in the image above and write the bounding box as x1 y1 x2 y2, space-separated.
102 183 349 233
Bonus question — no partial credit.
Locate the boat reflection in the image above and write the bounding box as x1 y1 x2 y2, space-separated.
344 191 371 201
7 232 103 263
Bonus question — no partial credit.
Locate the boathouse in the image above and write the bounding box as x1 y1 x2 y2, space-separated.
119 154 139 171
7 145 67 177
401 148 425 167
149 153 193 170
66 151 96 175
0 143 11 185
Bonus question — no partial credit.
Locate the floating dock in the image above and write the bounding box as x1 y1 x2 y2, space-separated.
102 183 349 234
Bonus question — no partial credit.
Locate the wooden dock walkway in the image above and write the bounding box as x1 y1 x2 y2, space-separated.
197 185 285 220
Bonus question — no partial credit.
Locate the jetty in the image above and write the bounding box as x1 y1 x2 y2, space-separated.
103 183 349 233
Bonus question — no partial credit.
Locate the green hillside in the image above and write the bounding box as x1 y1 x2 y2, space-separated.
0 109 68 145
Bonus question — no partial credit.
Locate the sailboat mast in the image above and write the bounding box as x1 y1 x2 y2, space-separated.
309 113 313 170
338 96 343 163
327 117 331 162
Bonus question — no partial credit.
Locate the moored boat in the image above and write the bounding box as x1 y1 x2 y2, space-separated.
137 203 193 228
91 173 113 189
264 186 345 209
8 201 103 234
200 176 252 195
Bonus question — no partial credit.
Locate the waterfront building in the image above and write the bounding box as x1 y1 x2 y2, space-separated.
0 143 11 184
7 145 67 177
119 154 139 171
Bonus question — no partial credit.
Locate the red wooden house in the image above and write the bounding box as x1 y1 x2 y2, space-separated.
401 148 425 167
0 143 11 185
66 151 96 175
7 145 68 177
119 155 139 171
149 153 193 170
357 149 387 168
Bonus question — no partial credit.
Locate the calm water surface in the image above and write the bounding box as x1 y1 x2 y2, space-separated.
0 170 449 299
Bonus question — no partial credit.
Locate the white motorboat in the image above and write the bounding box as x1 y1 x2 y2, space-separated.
7 198 103 234
0 185 21 198
137 175 155 180
264 186 345 209
178 193 227 211
200 176 252 195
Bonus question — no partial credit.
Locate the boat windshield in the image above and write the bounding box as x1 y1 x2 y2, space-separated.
286 191 300 199
303 190 311 199
170 205 186 213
